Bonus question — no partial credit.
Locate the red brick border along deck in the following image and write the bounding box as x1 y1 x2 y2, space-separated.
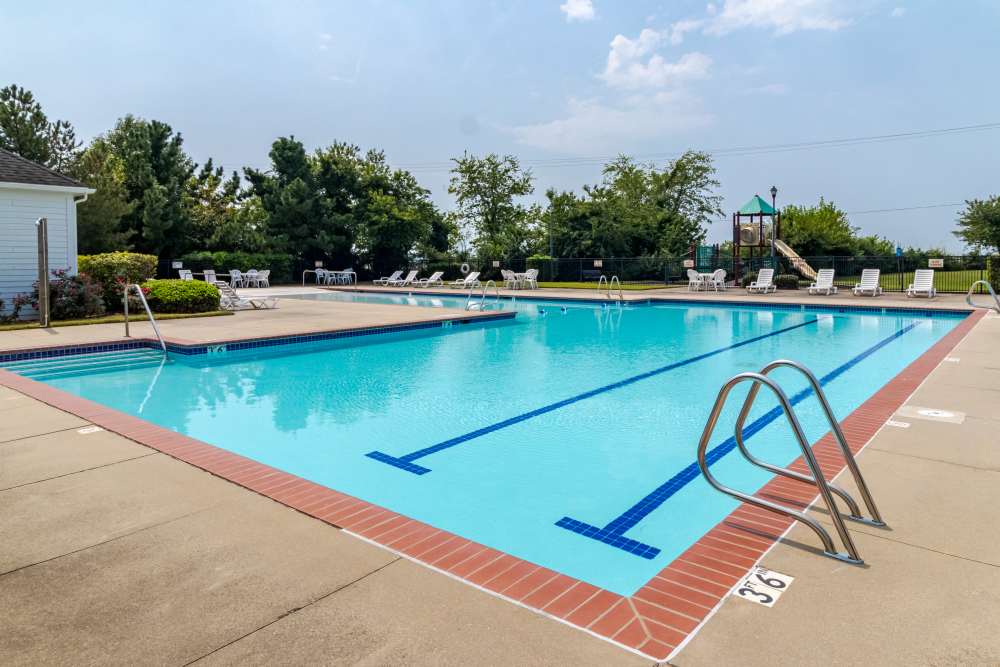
0 309 983 662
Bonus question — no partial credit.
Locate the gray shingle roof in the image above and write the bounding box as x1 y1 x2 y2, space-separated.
0 148 87 188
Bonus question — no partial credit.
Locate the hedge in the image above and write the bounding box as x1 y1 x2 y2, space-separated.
774 274 801 290
142 279 221 313
178 251 294 284
79 252 158 311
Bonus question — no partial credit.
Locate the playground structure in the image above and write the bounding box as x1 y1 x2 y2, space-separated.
732 193 817 283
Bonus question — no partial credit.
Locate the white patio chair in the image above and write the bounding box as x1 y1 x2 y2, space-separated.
244 269 259 287
906 269 937 298
450 271 481 289
808 269 838 295
375 270 403 286
746 268 776 294
502 270 519 290
417 271 445 287
522 268 539 289
213 281 278 310
178 269 193 281
255 269 270 288
710 269 727 292
687 269 702 291
853 269 883 296
389 270 418 287
229 269 244 288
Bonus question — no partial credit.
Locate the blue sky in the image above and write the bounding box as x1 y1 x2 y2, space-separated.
3 0 999 250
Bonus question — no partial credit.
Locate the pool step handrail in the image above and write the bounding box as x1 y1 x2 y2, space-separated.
608 276 623 301
966 279 1000 313
733 360 885 527
597 275 609 296
124 283 167 354
696 364 878 565
466 280 500 311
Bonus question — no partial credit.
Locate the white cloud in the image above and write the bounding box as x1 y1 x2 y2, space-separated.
318 33 333 51
669 19 704 45
890 6 906 18
601 29 711 89
704 0 852 35
748 82 788 95
509 92 711 154
560 0 595 22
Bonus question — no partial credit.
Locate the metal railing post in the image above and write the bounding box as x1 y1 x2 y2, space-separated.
35 218 50 327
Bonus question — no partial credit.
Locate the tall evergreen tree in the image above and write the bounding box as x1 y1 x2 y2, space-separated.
0 84 80 170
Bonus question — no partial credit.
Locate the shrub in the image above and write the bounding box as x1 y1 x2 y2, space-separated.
142 279 221 313
79 252 158 311
28 269 106 320
775 274 801 290
740 271 757 288
0 293 31 323
178 251 294 284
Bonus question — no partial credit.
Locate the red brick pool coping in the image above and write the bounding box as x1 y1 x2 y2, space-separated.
0 309 983 661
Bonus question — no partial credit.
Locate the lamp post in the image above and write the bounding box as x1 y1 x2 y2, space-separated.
769 185 778 260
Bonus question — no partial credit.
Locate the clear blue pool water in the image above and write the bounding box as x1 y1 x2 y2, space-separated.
3 292 963 595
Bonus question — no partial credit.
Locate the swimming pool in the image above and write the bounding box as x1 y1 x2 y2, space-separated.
1 293 964 596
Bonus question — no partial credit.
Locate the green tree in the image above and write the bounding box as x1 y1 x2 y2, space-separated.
102 116 196 258
71 139 135 253
0 84 80 170
780 198 857 256
448 153 538 257
954 196 1000 252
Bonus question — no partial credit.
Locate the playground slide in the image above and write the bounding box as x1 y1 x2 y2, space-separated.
774 239 818 280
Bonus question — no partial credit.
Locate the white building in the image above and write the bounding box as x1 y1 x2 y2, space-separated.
0 148 94 314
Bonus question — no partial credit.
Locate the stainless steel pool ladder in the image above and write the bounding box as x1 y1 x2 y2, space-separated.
966 280 1000 313
124 283 167 354
608 276 623 301
466 280 500 311
696 360 885 565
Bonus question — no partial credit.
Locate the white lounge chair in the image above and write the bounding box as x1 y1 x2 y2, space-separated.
450 272 481 289
203 269 217 284
853 269 883 296
746 268 776 294
178 269 193 281
906 269 937 298
808 269 838 295
709 269 727 292
687 269 702 291
417 271 445 287
213 281 278 310
375 270 402 286
389 270 418 287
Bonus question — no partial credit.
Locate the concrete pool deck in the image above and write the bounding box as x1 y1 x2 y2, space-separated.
1 287 997 664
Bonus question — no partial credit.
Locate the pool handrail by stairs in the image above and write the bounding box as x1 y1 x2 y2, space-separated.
966 280 1000 313
125 283 167 354
695 360 886 565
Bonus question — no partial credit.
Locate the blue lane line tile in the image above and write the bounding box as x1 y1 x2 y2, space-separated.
367 317 820 474
364 451 432 475
556 322 919 558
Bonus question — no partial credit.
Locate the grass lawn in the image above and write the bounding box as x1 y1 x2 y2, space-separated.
537 281 673 291
0 310 232 332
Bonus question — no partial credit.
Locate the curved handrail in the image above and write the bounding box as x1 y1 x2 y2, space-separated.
734 360 885 527
966 280 1000 313
609 275 623 301
696 372 863 564
466 280 500 311
127 284 166 354
597 275 608 296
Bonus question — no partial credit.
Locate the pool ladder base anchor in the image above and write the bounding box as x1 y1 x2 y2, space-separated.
696 359 887 566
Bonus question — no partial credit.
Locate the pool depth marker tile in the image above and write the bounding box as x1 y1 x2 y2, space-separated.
366 316 820 474
556 322 919 559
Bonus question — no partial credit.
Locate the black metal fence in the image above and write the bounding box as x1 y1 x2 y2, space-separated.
413 255 997 293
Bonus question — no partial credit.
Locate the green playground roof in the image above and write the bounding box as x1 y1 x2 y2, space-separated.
738 195 776 215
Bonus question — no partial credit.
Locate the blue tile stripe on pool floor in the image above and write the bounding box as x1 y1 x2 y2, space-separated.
366 316 820 474
555 321 919 559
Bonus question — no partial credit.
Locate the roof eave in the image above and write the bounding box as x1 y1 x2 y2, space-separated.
0 181 95 195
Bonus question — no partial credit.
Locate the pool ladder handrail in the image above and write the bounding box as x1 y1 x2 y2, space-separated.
696 360 886 565
466 280 500 311
124 283 167 354
966 279 1000 313
608 275 623 301
597 275 608 295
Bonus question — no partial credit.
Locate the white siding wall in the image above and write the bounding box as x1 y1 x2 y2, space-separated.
0 188 78 313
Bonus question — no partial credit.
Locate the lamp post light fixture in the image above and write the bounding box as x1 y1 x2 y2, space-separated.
769 185 778 260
